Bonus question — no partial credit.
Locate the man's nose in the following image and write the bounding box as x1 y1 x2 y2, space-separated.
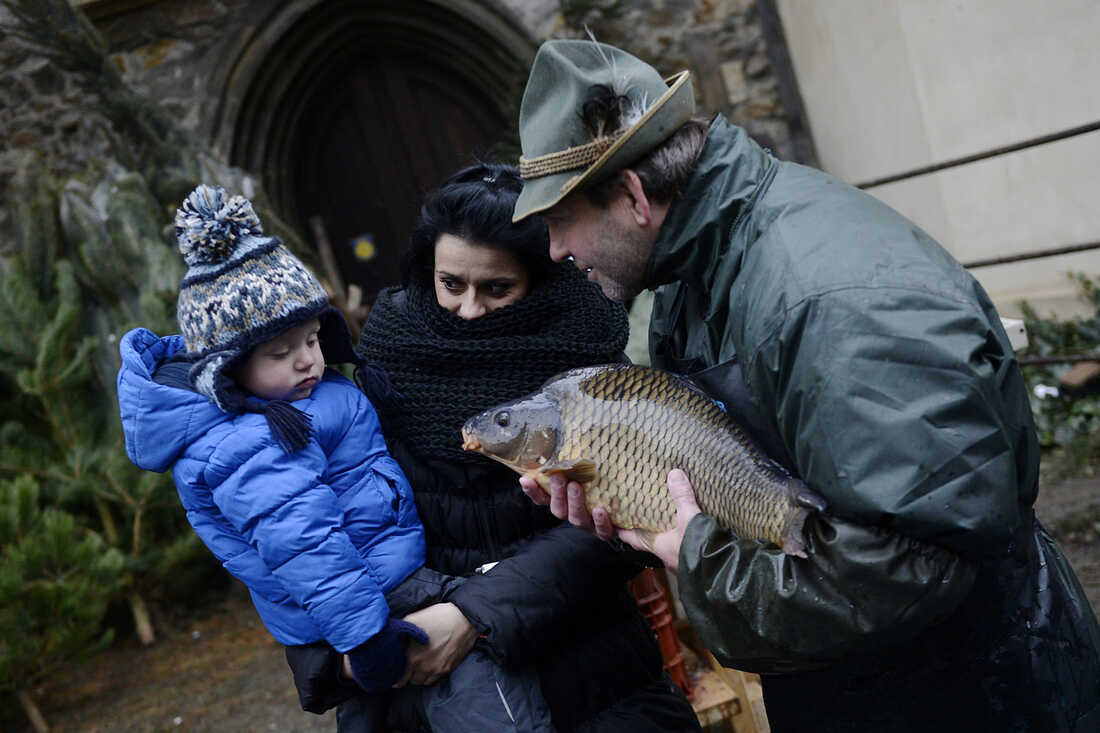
547 234 572 263
547 229 569 262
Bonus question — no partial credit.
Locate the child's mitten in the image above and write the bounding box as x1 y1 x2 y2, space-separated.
347 618 429 692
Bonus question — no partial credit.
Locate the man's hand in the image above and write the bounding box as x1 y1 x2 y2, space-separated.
617 469 701 572
519 473 616 539
392 602 478 687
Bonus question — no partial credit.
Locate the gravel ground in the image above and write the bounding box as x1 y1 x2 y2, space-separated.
12 582 335 733
1033 476 1100 612
6 477 1099 733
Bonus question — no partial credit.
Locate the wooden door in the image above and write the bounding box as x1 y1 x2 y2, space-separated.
293 51 506 301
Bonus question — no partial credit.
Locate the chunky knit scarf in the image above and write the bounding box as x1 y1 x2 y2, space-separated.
357 264 630 464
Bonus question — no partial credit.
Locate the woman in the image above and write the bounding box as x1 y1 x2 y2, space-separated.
344 163 699 731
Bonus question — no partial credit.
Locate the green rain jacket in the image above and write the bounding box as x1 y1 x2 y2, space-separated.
646 116 1100 731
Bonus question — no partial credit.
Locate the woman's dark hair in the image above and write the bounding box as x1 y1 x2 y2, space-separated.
401 163 553 287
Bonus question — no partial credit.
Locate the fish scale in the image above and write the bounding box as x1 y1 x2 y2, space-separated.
461 364 827 557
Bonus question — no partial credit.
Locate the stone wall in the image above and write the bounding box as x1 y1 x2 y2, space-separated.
0 25 108 180
79 0 809 162
547 0 812 163
83 0 262 158
0 0 812 249
0 4 127 247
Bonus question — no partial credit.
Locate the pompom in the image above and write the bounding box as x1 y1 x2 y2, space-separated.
175 184 263 265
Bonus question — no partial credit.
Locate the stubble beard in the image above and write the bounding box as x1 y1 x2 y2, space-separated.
591 217 651 303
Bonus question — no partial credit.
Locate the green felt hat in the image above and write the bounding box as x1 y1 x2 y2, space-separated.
513 40 694 222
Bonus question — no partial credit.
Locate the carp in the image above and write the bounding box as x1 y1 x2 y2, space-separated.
461 364 826 557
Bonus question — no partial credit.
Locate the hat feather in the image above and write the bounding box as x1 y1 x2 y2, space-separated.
175 184 264 266
580 33 649 138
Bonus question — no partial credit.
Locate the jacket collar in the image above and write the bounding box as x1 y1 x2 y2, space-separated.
643 115 776 290
118 328 228 472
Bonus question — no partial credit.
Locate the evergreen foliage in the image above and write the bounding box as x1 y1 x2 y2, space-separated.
0 152 222 733
0 229 199 649
0 475 124 730
1020 273 1100 483
0 0 371 727
1 0 311 666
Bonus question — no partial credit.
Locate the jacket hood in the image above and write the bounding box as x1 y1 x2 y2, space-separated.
117 328 229 472
644 115 776 291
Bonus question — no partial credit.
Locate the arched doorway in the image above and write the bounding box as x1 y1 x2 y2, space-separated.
291 51 506 295
218 0 534 300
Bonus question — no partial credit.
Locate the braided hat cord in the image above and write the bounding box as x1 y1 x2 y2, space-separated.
519 135 618 180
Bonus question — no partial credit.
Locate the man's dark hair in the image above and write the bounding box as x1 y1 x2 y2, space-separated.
584 118 709 208
402 163 553 286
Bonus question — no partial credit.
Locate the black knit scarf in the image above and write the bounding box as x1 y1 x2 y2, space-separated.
357 264 630 464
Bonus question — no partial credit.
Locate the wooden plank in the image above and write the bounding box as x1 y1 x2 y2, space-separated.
1060 361 1100 392
704 652 770 733
676 618 771 733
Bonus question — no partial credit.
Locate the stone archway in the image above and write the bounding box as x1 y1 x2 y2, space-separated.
211 0 535 298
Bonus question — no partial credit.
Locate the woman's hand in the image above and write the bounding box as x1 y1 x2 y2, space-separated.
519 473 617 540
392 602 478 687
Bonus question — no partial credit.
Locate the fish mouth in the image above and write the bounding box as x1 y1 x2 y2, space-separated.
460 427 481 452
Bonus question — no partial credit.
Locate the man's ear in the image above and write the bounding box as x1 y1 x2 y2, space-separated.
619 169 652 227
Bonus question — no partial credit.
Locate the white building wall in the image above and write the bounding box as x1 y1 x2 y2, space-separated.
775 0 1100 318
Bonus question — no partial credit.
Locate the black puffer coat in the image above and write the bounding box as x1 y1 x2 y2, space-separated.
357 266 700 732
388 442 698 731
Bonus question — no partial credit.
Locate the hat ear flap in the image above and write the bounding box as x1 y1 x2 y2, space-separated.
189 350 244 412
318 309 363 367
189 348 313 453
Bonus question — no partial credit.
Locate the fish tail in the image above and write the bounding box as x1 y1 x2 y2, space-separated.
791 477 827 512
780 477 826 558
780 507 813 558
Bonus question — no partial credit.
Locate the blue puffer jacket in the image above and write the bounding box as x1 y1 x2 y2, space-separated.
117 328 425 652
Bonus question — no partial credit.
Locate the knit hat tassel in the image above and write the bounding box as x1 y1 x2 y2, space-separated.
257 400 313 453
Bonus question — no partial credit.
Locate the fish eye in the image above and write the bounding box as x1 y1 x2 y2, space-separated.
494 411 510 427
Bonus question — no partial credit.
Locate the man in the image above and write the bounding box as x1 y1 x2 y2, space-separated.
514 39 1100 731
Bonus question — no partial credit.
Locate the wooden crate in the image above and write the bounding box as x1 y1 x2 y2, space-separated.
646 567 770 733
678 621 770 733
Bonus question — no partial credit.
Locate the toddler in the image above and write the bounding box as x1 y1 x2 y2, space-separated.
118 184 552 731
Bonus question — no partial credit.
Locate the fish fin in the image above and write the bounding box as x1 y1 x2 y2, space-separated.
563 460 599 484
523 470 553 491
544 458 599 485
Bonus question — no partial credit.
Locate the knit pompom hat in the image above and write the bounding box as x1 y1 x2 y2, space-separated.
173 184 374 449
